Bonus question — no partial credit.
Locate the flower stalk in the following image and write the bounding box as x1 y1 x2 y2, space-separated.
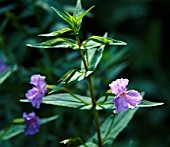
76 34 102 147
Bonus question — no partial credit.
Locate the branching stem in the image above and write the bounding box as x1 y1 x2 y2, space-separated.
76 34 102 147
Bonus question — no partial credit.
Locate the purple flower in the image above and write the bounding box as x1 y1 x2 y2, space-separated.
23 112 40 135
30 74 46 90
25 74 47 108
0 59 8 73
109 78 142 113
26 87 45 108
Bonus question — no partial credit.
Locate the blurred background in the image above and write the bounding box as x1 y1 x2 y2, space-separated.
0 0 169 146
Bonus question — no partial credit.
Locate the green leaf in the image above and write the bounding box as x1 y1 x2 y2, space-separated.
76 5 95 29
81 33 107 71
49 69 93 93
96 96 114 110
0 64 17 85
27 38 78 49
40 115 59 124
82 36 127 49
65 11 75 21
58 69 77 83
81 44 105 71
0 125 24 141
73 0 94 31
51 7 73 28
137 100 164 107
88 109 138 146
73 0 83 19
0 115 59 140
60 137 84 146
96 96 164 110
39 28 73 37
81 40 102 50
102 109 138 146
20 93 100 111
20 93 93 110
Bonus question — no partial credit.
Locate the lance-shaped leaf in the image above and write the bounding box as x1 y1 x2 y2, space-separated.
81 33 107 71
27 38 78 49
88 109 138 146
49 69 93 93
90 36 127 45
81 40 102 50
102 109 138 146
72 0 83 31
0 115 59 140
96 95 164 110
82 36 127 50
20 93 93 110
81 44 105 71
39 28 73 37
137 100 164 107
76 5 94 30
51 7 74 28
73 0 83 19
60 137 85 147
96 96 114 110
72 0 94 31
0 64 17 84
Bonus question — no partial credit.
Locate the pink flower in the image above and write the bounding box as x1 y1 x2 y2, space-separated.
109 78 142 113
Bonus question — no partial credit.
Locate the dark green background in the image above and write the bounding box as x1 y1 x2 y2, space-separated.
0 0 169 146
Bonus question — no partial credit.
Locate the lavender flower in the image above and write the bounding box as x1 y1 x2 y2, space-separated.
0 59 8 73
26 74 46 108
109 78 142 113
23 112 40 135
30 74 46 90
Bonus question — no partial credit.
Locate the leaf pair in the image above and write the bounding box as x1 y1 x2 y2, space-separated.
21 93 163 111
27 37 79 49
27 35 126 50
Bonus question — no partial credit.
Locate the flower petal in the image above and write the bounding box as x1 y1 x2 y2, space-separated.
30 74 46 88
25 87 44 109
125 90 142 108
109 78 129 95
113 95 129 113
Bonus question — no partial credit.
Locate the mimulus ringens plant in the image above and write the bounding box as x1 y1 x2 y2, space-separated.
11 0 162 146
0 1 164 146
109 78 142 113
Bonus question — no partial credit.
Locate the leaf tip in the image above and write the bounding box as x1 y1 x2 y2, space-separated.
26 44 32 47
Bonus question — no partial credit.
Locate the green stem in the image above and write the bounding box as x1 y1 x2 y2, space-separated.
93 110 102 147
75 34 102 147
